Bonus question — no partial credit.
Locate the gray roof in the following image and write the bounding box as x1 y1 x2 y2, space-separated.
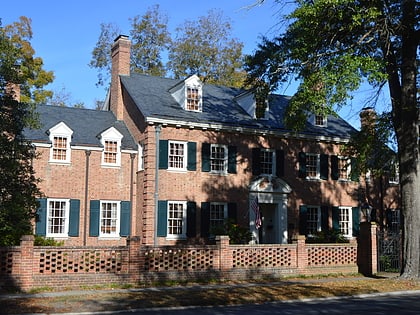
121 73 357 139
24 105 137 150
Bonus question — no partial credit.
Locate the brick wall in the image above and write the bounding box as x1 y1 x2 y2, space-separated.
0 232 373 292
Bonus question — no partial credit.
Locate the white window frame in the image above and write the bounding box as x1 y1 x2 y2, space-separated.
168 140 187 171
210 202 228 230
167 201 187 240
307 206 321 236
46 198 70 238
210 144 228 174
48 122 73 164
306 153 320 179
260 149 276 176
100 127 123 167
99 200 120 238
388 161 400 185
338 156 351 181
338 206 353 238
185 84 202 112
314 114 327 127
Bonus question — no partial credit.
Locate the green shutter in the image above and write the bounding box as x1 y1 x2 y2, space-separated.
320 154 329 180
299 205 308 235
157 200 168 237
350 158 360 182
187 142 197 171
321 206 329 231
332 207 340 231
276 149 285 177
298 152 306 178
228 203 237 223
159 140 168 169
228 146 237 174
331 155 339 180
68 199 80 237
186 201 196 237
35 198 47 236
252 148 261 175
89 200 100 237
120 201 131 237
200 202 210 237
352 207 360 236
201 143 210 172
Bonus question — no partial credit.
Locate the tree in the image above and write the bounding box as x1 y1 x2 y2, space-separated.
168 9 245 87
245 0 419 278
2 16 54 104
0 19 43 246
129 4 170 77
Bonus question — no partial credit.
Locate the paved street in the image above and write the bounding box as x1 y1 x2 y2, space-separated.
67 290 420 315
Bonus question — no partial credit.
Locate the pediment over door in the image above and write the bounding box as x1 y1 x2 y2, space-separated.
249 176 292 194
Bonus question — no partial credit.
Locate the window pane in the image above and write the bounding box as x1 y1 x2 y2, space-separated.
48 200 66 234
169 142 185 169
101 202 117 234
210 145 227 172
104 141 117 164
338 158 350 180
260 150 274 175
339 207 350 236
306 155 318 178
210 204 225 228
307 207 319 235
53 136 68 160
168 202 184 235
186 87 200 111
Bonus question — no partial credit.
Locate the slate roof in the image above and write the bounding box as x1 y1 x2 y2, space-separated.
121 73 358 140
24 105 137 150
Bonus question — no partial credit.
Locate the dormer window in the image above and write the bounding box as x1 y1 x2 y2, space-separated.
100 127 123 167
48 122 73 164
186 86 201 111
314 114 327 127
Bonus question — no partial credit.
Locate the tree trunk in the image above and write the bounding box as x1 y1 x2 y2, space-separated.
395 0 420 279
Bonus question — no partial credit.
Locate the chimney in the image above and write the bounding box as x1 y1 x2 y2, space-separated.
5 82 21 102
360 107 376 132
110 35 131 120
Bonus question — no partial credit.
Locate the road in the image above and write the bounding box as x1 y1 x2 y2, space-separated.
103 291 420 315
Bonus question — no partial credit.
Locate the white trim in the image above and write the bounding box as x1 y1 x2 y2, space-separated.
48 122 73 164
338 206 353 238
100 127 123 167
99 200 121 238
166 200 187 240
210 144 228 174
168 140 187 171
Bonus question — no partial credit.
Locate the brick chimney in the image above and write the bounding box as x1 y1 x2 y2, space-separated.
110 35 131 120
360 107 376 132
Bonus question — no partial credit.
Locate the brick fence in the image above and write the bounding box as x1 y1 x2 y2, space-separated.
0 224 377 292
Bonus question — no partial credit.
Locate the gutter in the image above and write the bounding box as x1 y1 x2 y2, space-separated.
154 125 162 246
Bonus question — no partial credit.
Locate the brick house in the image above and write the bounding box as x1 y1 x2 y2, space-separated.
25 35 400 246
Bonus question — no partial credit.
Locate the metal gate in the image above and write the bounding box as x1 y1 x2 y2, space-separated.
377 230 401 272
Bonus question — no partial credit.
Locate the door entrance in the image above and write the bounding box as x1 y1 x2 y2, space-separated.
259 204 277 244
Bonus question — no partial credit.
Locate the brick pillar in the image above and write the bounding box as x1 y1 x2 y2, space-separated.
215 235 231 271
296 235 308 271
127 236 142 284
19 235 35 291
358 222 377 276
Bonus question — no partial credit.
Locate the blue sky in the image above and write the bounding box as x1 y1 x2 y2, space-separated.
2 0 387 128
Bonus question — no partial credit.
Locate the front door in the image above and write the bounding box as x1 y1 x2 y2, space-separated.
259 203 277 244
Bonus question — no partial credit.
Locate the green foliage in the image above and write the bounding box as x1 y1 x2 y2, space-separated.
210 219 252 244
0 22 43 246
2 17 54 104
306 229 348 244
34 236 64 246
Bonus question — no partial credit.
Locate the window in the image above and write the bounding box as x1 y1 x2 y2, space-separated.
210 144 228 173
314 114 327 127
305 153 320 178
260 149 275 175
186 86 201 111
100 127 123 167
167 201 186 238
307 206 321 236
338 207 352 237
100 201 120 237
138 142 144 171
210 203 227 230
388 161 399 184
168 141 187 170
338 157 351 180
48 122 73 163
47 199 69 237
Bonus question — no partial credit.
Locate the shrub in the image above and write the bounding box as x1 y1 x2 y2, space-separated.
34 235 64 246
210 219 252 244
306 229 349 243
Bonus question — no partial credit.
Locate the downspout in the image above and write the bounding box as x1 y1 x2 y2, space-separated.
154 125 162 246
129 153 136 237
83 150 91 246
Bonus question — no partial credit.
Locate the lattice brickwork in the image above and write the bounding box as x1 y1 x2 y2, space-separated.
0 249 15 274
37 248 126 274
307 245 357 266
143 247 215 271
232 246 295 268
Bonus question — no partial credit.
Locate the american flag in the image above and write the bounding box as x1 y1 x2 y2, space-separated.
251 196 261 229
